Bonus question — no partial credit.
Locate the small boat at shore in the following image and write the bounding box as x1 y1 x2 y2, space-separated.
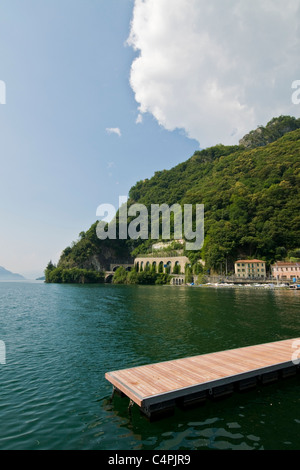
289 284 300 290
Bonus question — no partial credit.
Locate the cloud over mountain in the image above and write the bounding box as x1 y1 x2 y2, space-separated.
128 0 300 148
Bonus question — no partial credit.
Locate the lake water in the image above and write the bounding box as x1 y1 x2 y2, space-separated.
0 281 299 450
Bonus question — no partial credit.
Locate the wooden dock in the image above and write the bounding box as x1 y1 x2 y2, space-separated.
105 338 300 419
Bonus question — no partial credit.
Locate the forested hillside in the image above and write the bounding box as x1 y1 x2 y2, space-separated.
129 125 300 270
46 116 300 282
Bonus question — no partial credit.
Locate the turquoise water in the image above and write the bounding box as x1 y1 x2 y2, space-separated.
0 281 299 450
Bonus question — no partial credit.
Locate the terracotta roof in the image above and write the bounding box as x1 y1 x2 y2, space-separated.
235 260 265 263
271 262 300 266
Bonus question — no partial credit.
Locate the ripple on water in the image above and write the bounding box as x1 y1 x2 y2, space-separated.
0 283 300 450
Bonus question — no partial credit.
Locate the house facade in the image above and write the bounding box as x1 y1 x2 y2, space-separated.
271 262 300 281
234 260 266 279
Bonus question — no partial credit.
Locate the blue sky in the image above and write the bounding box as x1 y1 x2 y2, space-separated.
0 0 299 278
0 0 199 278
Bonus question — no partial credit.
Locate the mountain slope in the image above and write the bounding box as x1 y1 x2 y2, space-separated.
239 115 300 149
0 266 25 280
129 128 300 269
50 117 300 277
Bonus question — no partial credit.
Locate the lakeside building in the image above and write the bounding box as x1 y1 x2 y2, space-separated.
271 261 300 281
134 255 191 275
234 260 266 279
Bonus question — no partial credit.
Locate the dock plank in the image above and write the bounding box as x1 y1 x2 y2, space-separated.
105 338 300 416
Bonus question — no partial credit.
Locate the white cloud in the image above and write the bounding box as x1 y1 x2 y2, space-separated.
128 0 300 148
136 113 143 124
106 127 122 137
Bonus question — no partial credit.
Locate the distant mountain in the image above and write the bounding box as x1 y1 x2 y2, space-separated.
0 266 25 280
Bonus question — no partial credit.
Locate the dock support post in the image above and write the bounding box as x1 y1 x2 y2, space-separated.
110 386 116 403
128 399 134 415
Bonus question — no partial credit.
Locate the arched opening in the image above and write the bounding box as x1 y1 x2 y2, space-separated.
112 265 120 272
173 261 181 274
105 274 114 284
165 261 172 274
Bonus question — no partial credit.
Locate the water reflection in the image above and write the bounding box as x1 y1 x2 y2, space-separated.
100 374 300 451
107 286 300 367
0 282 299 450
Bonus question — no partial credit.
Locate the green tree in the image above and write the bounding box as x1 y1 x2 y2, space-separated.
185 264 193 283
113 267 128 284
45 261 56 283
127 270 139 284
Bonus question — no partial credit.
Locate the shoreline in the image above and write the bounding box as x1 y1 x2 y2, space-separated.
166 281 292 290
186 282 292 290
